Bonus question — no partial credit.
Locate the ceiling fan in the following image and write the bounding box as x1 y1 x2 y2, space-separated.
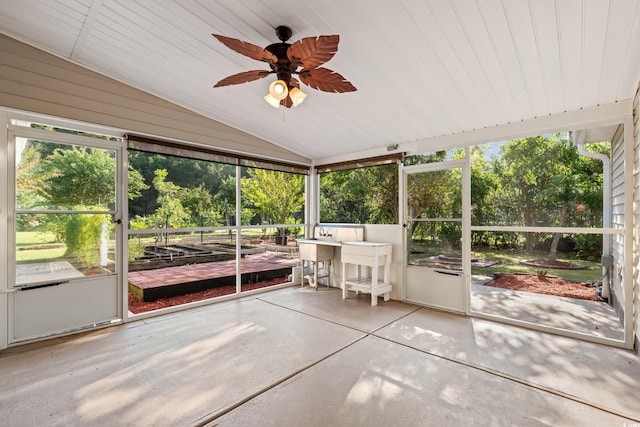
212 26 357 108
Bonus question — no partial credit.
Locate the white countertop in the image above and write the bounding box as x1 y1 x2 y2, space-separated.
296 238 342 247
340 241 391 247
296 239 390 247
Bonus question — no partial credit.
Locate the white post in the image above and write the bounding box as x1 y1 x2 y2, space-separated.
100 222 108 266
0 111 9 349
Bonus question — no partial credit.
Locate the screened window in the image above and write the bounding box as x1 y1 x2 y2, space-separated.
127 150 236 228
319 163 398 224
14 135 118 285
470 134 606 228
125 136 307 313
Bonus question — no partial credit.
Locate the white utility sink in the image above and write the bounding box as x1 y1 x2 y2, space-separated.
297 239 337 290
298 240 335 261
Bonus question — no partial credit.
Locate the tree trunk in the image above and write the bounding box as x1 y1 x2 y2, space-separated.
549 203 567 261
407 222 417 244
224 199 232 239
523 201 534 253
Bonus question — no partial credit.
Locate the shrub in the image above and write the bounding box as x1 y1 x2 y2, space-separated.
574 234 602 259
64 213 110 269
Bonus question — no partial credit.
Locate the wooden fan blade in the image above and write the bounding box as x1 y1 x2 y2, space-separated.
289 77 300 88
287 35 339 68
212 34 278 64
299 67 357 93
214 70 271 87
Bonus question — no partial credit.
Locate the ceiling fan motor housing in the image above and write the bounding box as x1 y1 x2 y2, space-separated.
275 25 293 42
265 42 296 83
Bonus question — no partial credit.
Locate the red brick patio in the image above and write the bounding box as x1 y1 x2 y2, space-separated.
128 252 300 301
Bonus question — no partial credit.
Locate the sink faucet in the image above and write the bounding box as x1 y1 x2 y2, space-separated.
318 227 333 238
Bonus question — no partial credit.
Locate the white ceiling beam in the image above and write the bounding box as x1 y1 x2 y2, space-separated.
70 0 103 60
411 101 632 152
316 101 632 164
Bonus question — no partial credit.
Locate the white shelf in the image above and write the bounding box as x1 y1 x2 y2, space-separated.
341 242 392 306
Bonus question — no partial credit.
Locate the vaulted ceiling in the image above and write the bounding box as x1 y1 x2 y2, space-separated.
1 0 639 162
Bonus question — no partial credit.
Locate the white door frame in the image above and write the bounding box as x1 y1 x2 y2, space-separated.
6 125 123 344
400 153 471 312
0 111 9 349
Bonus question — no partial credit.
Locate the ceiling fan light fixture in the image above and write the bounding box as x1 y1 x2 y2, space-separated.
264 93 281 108
269 80 289 100
212 26 356 111
289 87 307 107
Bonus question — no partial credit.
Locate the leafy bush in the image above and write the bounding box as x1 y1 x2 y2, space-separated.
440 222 462 249
574 234 602 259
128 238 146 262
64 213 110 268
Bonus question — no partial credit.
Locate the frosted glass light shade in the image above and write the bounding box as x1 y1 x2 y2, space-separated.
269 80 288 100
264 93 281 108
289 87 307 107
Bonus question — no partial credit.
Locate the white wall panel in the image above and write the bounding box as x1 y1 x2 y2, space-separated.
633 84 640 349
405 266 465 313
12 276 118 342
611 126 626 309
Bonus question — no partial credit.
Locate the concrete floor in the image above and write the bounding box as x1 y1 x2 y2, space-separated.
1 287 638 426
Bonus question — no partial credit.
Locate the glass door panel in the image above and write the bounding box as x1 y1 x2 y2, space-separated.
404 164 465 312
10 134 120 342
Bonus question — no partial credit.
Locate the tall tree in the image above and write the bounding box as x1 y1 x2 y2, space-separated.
179 184 220 227
127 151 234 220
490 133 605 257
30 144 147 209
151 169 189 229
242 169 304 241
406 168 460 240
319 164 398 224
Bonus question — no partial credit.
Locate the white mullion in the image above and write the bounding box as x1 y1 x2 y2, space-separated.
399 160 406 301
0 112 9 349
17 209 116 215
470 225 622 234
120 142 128 322
8 125 123 150
128 225 236 236
236 165 242 294
411 218 463 223
623 115 634 349
7 132 17 292
463 147 472 315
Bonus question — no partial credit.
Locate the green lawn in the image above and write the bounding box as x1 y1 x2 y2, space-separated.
471 248 602 283
16 247 66 263
16 231 66 262
410 239 602 283
16 231 58 246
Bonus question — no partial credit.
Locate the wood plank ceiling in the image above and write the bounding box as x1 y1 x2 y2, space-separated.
1 0 639 162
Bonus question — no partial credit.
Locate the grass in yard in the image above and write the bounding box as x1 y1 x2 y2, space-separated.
16 247 66 263
16 231 66 262
16 231 58 246
471 248 602 283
